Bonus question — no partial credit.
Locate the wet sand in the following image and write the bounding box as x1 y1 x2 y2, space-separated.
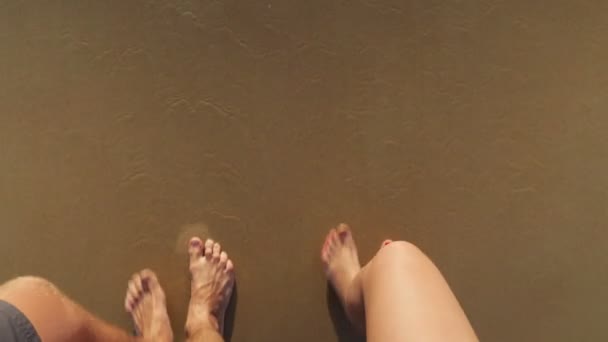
1 1 607 341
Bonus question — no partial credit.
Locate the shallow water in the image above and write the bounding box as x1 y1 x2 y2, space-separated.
0 1 607 341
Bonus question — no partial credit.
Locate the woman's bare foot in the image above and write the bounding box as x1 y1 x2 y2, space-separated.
186 237 235 337
321 223 365 330
124 269 173 342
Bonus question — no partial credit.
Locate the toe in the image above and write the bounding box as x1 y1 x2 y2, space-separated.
337 223 349 231
125 292 137 312
337 223 350 240
212 243 221 261
219 251 228 265
204 239 214 259
329 229 339 248
131 273 143 293
188 237 203 263
139 269 159 292
124 296 132 312
321 249 329 263
225 259 235 273
322 230 334 256
128 280 139 298
126 281 139 311
325 229 337 247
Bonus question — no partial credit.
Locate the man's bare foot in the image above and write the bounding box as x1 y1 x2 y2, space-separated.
186 237 235 337
124 269 173 342
321 223 365 330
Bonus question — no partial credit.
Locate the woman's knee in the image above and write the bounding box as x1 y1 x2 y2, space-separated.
372 240 430 269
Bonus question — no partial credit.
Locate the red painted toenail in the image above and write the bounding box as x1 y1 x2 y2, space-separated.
141 279 150 292
190 240 201 247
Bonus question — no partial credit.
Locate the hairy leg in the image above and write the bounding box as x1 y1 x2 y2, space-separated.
0 276 141 342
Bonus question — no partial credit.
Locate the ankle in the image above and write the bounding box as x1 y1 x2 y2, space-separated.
186 313 219 337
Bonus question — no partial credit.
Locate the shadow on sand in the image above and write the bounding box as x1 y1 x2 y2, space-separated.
326 283 366 342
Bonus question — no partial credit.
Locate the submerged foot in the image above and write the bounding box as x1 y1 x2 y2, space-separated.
124 269 173 342
321 223 365 330
186 237 235 337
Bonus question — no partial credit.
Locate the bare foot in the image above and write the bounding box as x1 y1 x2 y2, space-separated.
321 223 365 330
186 237 235 337
124 269 173 342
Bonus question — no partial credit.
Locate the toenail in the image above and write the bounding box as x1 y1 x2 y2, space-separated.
383 240 392 246
190 240 201 247
141 278 150 292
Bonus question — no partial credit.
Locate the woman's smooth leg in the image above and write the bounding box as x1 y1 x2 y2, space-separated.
322 225 478 342
361 241 478 342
